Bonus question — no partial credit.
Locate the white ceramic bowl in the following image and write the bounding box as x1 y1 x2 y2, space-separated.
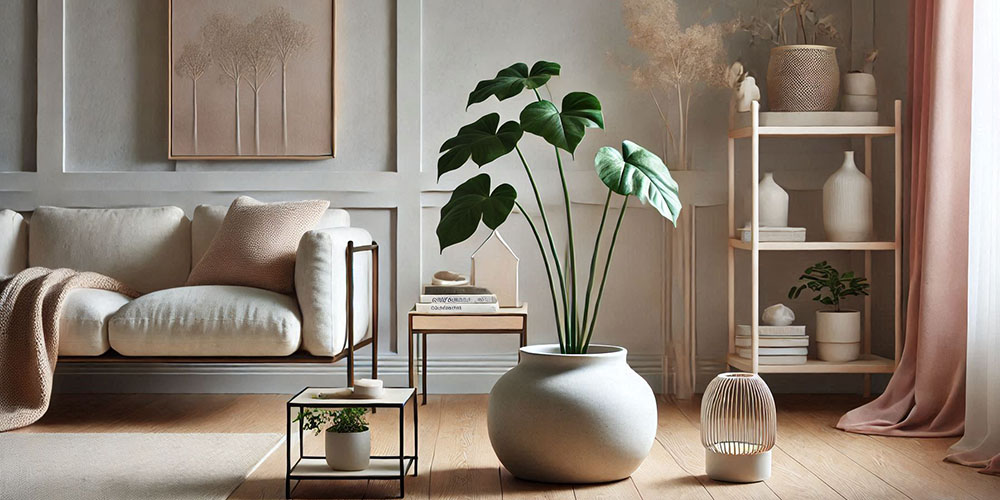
817 342 860 362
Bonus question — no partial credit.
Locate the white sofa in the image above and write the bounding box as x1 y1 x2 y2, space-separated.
0 205 375 364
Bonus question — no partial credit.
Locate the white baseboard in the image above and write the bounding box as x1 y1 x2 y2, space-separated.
54 353 664 394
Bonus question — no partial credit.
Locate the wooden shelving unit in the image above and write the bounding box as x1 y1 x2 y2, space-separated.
726 100 903 395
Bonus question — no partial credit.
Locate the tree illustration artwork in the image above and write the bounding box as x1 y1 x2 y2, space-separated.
263 7 314 152
242 14 278 155
202 13 248 155
173 43 211 153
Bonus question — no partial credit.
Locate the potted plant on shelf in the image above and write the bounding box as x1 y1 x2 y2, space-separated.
788 261 870 362
737 0 842 111
295 407 370 471
435 61 680 483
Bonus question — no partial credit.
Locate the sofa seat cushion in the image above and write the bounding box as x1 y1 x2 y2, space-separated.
108 285 302 357
58 289 132 356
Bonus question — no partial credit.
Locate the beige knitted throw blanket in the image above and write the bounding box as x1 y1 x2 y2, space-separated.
0 268 138 431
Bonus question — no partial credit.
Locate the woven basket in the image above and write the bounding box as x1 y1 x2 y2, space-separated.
766 45 839 111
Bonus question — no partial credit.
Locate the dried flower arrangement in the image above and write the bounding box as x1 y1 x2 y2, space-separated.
735 0 842 47
622 0 735 171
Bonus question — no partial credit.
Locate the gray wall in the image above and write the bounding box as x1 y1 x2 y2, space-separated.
0 0 908 394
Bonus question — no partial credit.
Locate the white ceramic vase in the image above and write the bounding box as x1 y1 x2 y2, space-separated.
823 152 873 241
759 173 789 227
325 429 371 471
487 344 657 483
815 310 861 362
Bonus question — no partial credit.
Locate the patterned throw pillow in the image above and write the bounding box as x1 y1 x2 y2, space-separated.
186 196 329 294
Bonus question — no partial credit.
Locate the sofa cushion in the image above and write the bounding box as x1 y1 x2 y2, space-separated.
192 204 350 266
58 288 132 356
0 209 28 277
108 285 301 356
28 206 190 293
186 197 329 294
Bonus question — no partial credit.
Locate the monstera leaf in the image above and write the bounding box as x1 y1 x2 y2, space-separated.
437 173 517 251
519 92 604 155
438 113 522 179
594 140 681 224
466 61 561 108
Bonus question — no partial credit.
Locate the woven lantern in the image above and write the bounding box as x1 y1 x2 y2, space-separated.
700 372 776 482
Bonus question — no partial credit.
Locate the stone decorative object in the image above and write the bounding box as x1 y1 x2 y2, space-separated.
325 428 371 471
823 151 873 241
471 231 519 307
487 344 656 483
816 310 861 362
736 76 761 112
352 378 384 399
758 173 789 227
701 373 776 483
762 304 795 326
842 72 877 111
431 270 469 286
767 45 840 111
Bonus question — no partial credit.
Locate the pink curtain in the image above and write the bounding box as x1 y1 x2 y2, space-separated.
837 0 972 437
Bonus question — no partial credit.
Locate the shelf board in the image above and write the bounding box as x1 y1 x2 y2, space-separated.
290 457 414 479
728 239 897 251
727 353 895 374
729 126 896 139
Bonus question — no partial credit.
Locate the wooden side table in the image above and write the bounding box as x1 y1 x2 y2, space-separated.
407 304 528 405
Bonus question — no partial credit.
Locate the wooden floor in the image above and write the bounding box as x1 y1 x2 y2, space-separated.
16 393 998 499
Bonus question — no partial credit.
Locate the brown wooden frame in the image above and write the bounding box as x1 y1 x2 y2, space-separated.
166 0 337 160
60 241 379 387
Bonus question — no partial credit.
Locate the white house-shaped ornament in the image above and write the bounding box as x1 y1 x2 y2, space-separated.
471 231 519 307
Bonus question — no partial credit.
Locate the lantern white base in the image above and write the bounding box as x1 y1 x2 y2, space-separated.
705 449 772 483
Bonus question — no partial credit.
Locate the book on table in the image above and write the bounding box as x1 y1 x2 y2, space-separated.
738 354 809 365
417 284 498 313
414 302 500 313
736 325 806 336
735 336 809 348
737 347 807 357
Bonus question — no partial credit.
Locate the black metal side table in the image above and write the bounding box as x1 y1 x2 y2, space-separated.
285 387 417 499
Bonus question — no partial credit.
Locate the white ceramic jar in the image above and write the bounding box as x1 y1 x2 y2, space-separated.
759 173 789 227
487 344 657 483
815 310 861 362
823 151 873 241
325 429 371 471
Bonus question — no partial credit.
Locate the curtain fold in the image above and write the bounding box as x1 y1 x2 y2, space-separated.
836 0 972 437
944 0 1000 476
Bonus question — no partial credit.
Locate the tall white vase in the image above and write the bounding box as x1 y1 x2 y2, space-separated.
759 173 789 227
823 151 872 241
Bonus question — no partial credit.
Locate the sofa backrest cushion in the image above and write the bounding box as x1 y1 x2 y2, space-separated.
191 204 350 266
28 206 191 293
0 210 28 277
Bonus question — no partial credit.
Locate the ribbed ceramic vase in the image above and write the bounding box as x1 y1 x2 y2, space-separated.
487 344 657 483
759 173 789 227
823 151 872 241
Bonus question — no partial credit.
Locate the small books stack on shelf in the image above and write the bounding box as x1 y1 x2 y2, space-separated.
738 226 806 242
417 285 499 313
735 324 808 365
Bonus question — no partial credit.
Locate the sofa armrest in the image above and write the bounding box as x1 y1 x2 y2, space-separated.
1 209 28 278
295 227 374 357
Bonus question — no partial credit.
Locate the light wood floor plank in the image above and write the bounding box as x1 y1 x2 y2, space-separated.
573 478 642 500
631 439 712 500
429 394 502 500
498 468 575 500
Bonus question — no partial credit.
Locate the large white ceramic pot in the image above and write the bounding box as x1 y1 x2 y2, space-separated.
766 45 840 111
487 344 657 483
325 429 371 471
815 310 861 362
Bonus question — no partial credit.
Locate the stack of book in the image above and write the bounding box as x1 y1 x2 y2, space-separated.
416 285 499 314
735 324 808 365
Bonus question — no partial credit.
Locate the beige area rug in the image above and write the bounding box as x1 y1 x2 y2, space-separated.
0 433 283 500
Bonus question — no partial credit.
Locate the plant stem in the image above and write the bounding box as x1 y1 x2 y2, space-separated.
583 195 629 350
515 145 570 347
676 84 685 170
516 200 564 351
581 189 612 343
553 147 579 352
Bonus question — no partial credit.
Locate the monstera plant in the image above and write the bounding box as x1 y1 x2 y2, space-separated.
436 61 681 354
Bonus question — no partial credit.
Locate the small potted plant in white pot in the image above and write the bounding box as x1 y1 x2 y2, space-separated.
788 261 870 362
295 407 370 471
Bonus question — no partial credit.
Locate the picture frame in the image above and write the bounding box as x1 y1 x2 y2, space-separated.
167 0 335 160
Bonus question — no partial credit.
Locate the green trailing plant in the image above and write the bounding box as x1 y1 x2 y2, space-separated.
435 61 681 354
787 261 870 312
294 407 369 436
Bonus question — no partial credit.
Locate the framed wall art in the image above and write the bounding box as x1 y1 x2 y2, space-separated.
168 0 335 160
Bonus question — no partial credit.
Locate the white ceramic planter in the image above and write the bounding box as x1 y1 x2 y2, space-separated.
816 310 861 361
817 342 861 362
842 94 878 112
823 151 873 241
325 429 371 471
487 344 657 483
759 173 789 227
842 72 877 95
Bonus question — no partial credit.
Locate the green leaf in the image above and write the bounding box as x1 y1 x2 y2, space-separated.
467 61 561 108
438 114 522 179
593 141 681 224
520 92 604 155
436 173 517 251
